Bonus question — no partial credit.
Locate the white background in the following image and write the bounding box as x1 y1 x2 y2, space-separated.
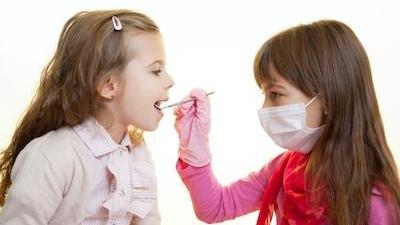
1 1 399 224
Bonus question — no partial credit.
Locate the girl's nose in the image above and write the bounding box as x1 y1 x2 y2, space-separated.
165 73 175 89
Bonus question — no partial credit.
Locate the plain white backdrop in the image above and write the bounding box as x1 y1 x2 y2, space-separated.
1 1 399 224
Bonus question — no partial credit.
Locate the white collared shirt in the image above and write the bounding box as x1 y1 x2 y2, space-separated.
73 117 159 225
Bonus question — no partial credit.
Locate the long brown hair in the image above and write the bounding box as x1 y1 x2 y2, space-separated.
0 9 159 205
254 20 400 224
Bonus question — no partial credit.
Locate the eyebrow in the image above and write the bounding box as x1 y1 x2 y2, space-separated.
146 60 164 67
266 80 287 91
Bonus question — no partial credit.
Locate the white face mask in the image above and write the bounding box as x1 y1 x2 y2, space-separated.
257 95 324 153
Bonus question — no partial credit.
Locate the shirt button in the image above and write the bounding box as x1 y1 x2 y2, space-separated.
120 189 126 196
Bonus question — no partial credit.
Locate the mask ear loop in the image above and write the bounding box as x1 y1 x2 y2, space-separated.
305 93 320 108
112 16 123 31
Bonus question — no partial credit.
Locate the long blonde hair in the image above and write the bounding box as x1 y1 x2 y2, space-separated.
0 9 159 205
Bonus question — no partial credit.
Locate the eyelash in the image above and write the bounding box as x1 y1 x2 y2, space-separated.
265 91 283 99
152 70 162 76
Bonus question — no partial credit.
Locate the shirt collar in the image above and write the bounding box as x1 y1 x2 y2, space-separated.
73 116 133 157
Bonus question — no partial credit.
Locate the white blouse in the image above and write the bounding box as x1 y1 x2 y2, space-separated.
73 117 160 225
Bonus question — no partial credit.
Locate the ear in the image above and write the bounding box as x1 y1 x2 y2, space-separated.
97 75 120 100
322 104 328 115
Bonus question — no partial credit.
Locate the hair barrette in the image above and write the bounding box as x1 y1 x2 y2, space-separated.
112 16 122 31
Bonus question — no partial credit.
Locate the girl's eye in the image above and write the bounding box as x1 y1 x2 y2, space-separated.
152 70 162 76
269 92 282 99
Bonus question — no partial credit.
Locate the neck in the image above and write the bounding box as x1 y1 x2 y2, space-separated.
93 111 127 144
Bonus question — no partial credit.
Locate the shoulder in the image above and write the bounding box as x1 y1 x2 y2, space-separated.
265 151 288 172
13 126 87 178
245 152 287 184
23 127 82 159
5 127 91 222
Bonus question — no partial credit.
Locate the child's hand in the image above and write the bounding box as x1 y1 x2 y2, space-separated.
174 88 211 167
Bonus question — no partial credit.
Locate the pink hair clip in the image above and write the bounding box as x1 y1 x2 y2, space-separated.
111 16 122 31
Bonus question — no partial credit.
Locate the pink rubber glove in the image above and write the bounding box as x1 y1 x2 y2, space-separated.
174 88 211 167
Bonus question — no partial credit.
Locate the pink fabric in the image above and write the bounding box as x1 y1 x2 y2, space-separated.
257 151 327 225
176 154 398 224
174 88 212 167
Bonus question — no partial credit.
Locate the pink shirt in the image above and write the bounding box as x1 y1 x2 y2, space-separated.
176 153 397 224
74 117 159 225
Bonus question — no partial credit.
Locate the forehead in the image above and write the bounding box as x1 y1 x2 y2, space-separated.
261 62 290 89
124 32 165 64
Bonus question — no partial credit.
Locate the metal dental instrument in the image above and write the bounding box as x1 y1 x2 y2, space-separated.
160 91 215 109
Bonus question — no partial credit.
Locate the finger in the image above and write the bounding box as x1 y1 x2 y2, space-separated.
189 88 210 120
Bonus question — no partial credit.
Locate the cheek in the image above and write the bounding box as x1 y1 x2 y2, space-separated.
262 96 283 108
262 95 272 108
115 80 144 116
262 97 267 108
116 92 150 129
119 87 147 113
306 103 324 128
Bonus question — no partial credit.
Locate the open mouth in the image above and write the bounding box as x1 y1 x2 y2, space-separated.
154 96 169 112
154 101 162 111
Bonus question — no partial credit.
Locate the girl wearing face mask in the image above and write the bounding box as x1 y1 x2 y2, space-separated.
174 20 400 225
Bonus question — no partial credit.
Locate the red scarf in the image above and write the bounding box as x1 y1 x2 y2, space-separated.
256 151 327 225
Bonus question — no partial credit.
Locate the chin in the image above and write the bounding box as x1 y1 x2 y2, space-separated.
137 121 160 132
143 125 158 132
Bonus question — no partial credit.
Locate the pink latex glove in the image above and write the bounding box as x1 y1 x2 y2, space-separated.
174 88 211 167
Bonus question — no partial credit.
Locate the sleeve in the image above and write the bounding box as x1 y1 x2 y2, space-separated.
0 148 65 225
176 153 283 223
369 190 398 225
